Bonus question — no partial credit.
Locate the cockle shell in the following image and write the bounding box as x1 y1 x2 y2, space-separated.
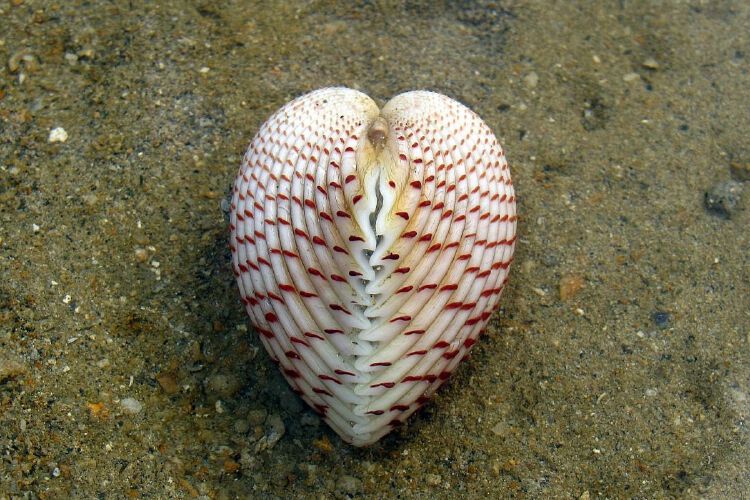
229 88 516 446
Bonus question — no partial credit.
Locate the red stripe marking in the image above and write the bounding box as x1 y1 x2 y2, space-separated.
290 337 309 346
307 267 325 278
410 181 422 189
325 328 344 334
336 210 352 219
264 312 278 323
370 362 392 367
330 274 347 282
304 199 316 209
404 329 425 335
396 211 409 220
285 350 301 360
390 315 411 323
407 350 427 357
418 284 437 292
318 374 342 385
329 304 351 315
257 257 271 267
395 267 410 274
335 369 356 376
434 341 450 348
257 327 273 338
304 331 324 341
396 285 413 294
371 382 395 389
466 315 482 326
312 236 326 246
390 404 409 412
279 284 295 292
402 230 418 238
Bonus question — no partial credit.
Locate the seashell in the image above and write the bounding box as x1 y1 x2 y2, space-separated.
229 88 517 446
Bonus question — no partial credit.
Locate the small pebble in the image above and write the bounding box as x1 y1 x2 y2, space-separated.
336 475 363 495
623 72 640 82
120 397 143 414
652 311 671 328
205 373 241 399
223 458 241 474
48 127 68 143
523 72 539 88
0 355 27 383
645 388 658 397
491 422 510 437
134 248 148 262
425 473 442 486
247 409 267 426
156 372 180 394
704 180 743 219
234 419 250 434
559 274 585 301
265 414 285 447
641 58 659 70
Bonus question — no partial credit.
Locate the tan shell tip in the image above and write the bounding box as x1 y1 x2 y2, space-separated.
367 116 388 147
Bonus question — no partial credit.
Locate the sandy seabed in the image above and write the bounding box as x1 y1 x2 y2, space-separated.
1 1 749 498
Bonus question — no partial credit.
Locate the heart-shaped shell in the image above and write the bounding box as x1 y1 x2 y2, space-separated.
230 88 516 446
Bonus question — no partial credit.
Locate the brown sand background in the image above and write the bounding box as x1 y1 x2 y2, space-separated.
1 0 749 497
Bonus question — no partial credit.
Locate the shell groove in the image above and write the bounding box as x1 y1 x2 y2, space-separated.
229 87 516 446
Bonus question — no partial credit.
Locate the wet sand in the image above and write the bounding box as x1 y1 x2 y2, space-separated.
1 0 748 497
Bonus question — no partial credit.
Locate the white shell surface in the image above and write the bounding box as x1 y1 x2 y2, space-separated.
230 87 516 446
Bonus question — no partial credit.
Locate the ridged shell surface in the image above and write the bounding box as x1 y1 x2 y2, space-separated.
229 88 516 446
